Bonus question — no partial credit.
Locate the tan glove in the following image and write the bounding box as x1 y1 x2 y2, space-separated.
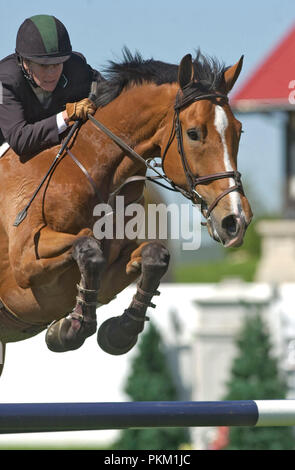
65 98 97 125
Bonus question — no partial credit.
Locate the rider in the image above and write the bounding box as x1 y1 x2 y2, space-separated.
0 14 103 160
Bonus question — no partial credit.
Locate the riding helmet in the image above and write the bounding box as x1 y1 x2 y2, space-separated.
15 14 72 64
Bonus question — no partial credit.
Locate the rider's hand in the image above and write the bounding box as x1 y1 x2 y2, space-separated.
64 98 97 125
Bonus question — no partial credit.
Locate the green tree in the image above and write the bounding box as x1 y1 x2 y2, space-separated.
113 322 190 450
224 313 295 450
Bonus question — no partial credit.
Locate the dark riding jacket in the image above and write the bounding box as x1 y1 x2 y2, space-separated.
0 52 103 160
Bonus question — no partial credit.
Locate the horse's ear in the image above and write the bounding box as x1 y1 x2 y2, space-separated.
178 54 194 89
223 56 244 93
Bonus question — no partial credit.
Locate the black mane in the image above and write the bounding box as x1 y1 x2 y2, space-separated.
94 47 227 108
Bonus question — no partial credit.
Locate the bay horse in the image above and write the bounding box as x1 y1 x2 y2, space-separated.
0 49 252 377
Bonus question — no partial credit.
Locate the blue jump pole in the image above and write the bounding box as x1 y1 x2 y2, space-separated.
0 401 294 434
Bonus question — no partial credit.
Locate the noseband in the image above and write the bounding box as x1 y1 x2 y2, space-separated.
161 89 244 219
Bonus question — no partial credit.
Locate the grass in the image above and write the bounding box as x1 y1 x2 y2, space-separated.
173 256 259 283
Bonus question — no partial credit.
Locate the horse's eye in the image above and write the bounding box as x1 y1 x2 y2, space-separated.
187 128 200 141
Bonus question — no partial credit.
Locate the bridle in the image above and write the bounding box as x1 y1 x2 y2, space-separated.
13 85 244 227
86 87 244 224
161 88 244 220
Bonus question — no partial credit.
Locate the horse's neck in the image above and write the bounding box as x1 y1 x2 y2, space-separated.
81 83 178 189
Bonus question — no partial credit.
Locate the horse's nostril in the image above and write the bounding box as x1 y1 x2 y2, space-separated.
222 215 239 237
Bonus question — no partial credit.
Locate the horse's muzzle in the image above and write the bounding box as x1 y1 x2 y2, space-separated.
221 214 246 248
208 213 249 248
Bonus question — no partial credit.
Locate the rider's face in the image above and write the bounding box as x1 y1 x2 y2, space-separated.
24 61 63 92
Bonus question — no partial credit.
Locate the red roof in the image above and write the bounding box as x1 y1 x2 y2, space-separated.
231 23 295 112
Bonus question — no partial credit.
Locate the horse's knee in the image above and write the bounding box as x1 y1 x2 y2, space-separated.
141 242 170 273
72 237 106 275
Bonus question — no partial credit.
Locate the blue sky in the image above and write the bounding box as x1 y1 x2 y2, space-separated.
1 0 295 216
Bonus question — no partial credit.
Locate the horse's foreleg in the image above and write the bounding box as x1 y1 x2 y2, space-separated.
10 226 93 289
45 236 106 352
97 241 170 355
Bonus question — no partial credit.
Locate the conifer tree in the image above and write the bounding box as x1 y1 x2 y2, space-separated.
223 313 295 450
113 322 190 450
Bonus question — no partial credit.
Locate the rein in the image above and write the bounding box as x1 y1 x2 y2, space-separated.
87 114 192 198
88 89 244 223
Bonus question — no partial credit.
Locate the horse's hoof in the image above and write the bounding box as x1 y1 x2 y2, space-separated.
45 316 97 353
97 317 138 355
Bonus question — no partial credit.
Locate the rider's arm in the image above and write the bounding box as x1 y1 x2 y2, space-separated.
0 79 61 160
0 53 102 160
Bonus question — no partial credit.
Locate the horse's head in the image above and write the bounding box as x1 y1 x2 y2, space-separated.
161 53 252 248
